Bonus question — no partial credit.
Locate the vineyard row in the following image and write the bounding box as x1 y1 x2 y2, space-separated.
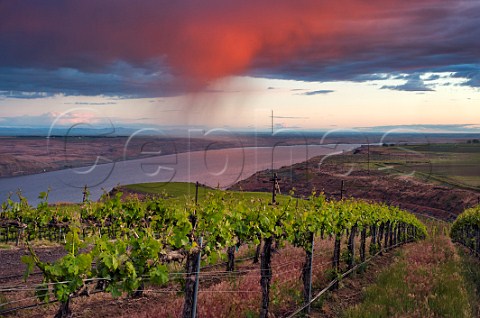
451 205 480 258
1 188 427 318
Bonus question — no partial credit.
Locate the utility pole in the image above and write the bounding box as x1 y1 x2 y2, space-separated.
367 142 370 175
271 110 274 135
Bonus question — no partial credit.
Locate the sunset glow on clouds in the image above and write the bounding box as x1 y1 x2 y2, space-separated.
0 0 479 130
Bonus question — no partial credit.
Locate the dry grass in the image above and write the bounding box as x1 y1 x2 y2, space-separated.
119 239 337 317
344 220 475 318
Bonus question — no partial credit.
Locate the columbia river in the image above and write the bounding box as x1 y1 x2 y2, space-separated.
0 144 359 204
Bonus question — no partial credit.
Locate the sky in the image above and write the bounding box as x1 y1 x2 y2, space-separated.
0 0 479 133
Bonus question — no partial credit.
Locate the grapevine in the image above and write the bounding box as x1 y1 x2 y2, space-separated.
0 184 428 317
451 205 480 257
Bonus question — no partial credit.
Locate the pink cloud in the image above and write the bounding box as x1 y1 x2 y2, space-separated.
0 0 478 94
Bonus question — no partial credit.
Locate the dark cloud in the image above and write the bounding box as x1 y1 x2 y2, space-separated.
0 62 181 98
0 91 56 99
251 1 480 85
290 88 305 91
299 90 335 96
450 65 480 88
0 0 479 97
381 75 434 92
423 74 441 81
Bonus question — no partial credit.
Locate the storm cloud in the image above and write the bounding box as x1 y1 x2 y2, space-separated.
1 0 479 97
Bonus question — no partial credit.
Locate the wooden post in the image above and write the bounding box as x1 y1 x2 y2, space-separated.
394 224 398 246
270 173 281 205
360 227 367 262
82 185 88 202
340 180 345 200
182 246 202 318
384 221 390 248
370 225 377 255
378 223 384 254
260 237 273 318
476 226 480 255
302 233 314 315
226 246 235 272
195 181 199 205
332 234 341 289
347 225 357 269
191 237 203 318
389 223 394 247
183 182 201 318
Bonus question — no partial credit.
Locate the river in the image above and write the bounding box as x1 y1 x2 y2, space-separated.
0 144 359 204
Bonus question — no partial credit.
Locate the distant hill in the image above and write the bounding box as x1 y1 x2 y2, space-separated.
0 126 145 137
